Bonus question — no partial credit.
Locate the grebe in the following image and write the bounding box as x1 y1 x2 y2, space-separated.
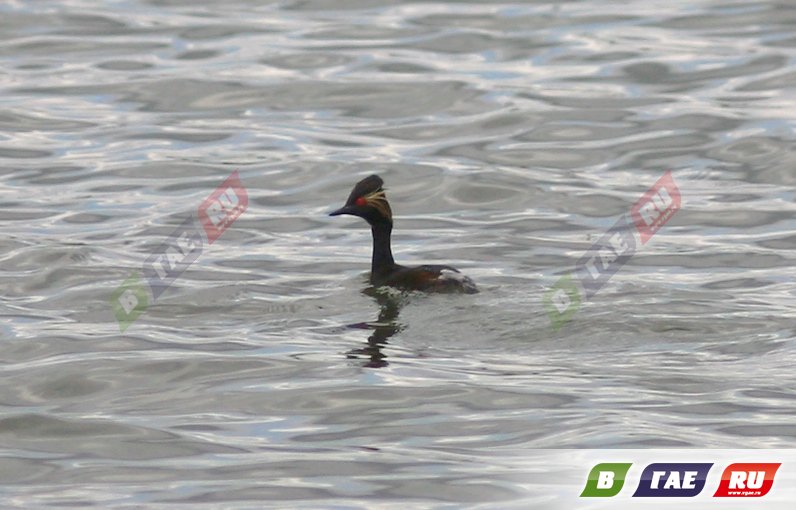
330 175 478 294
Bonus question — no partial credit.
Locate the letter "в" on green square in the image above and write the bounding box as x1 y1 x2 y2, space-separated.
580 463 633 497
543 274 582 331
110 272 149 332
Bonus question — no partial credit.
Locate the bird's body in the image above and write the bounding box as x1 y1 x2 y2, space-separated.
330 175 477 294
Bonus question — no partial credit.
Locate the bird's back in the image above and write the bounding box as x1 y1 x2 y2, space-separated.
373 264 478 294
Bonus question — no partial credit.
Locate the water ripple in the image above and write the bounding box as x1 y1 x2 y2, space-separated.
0 0 795 507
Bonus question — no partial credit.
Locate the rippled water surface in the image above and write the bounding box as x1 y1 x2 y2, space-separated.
1 0 795 507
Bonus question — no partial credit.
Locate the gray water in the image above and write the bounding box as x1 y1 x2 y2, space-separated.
1 0 795 507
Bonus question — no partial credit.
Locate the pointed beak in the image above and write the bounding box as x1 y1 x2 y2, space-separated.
329 205 355 217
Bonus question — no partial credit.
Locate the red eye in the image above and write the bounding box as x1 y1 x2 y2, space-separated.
355 197 367 207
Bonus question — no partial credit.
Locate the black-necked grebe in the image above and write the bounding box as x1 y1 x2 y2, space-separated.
330 174 478 294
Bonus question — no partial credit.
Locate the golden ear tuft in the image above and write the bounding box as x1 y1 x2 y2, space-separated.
363 189 392 222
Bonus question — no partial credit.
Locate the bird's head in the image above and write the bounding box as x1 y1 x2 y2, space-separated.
329 174 393 227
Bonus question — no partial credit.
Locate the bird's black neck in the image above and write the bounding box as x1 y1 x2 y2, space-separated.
370 222 395 278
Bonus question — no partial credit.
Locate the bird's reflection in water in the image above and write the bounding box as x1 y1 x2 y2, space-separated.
345 287 406 368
